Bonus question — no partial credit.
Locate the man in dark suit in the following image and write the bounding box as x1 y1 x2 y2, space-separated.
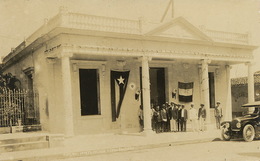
177 104 182 132
180 104 188 132
170 102 178 132
160 104 167 132
167 103 173 132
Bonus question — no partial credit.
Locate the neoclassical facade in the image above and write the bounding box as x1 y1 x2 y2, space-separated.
1 9 257 136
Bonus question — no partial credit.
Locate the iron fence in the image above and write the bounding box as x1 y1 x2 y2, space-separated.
0 89 39 127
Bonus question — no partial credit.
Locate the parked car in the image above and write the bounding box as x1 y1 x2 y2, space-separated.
221 101 260 142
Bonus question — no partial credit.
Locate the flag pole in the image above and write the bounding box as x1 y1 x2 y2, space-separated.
171 0 174 18
160 0 173 22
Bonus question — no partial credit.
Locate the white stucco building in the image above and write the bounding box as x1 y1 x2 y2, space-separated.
1 6 258 136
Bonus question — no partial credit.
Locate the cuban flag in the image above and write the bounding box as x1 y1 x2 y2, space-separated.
178 82 193 102
110 70 130 122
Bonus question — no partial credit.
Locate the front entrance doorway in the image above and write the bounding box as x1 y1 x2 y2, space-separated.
140 68 166 107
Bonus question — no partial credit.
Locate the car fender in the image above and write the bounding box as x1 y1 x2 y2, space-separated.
221 121 231 126
241 121 257 129
221 121 231 130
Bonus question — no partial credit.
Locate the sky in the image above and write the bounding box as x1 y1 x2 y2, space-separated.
0 0 259 77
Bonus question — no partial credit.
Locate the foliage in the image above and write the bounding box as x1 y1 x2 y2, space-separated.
0 72 22 130
0 72 21 92
2 100 21 126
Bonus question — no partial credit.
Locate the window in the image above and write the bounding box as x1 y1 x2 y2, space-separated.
27 74 33 92
79 69 100 115
23 67 34 92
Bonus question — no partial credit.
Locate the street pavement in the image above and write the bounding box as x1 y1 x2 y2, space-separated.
0 129 221 161
50 139 260 161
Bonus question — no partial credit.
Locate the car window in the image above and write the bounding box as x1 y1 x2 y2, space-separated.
245 107 259 115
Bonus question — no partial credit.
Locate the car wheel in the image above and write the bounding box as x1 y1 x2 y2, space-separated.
221 127 231 141
243 124 255 142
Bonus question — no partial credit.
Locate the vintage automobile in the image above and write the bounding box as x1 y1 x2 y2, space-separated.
221 101 260 142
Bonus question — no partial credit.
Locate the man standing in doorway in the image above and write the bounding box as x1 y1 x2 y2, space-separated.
161 104 167 132
180 104 188 132
214 101 223 129
198 104 206 131
189 103 198 132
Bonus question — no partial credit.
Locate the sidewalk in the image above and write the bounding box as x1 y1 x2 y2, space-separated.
0 129 221 161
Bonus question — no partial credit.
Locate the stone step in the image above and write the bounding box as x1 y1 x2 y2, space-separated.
0 135 47 145
0 140 49 152
0 125 42 134
0 127 11 134
0 133 64 153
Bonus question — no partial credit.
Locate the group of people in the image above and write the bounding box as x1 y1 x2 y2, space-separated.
138 101 223 133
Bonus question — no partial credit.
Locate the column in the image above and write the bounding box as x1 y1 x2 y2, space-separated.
198 67 203 105
246 62 255 113
246 62 254 103
225 65 232 121
46 58 57 133
201 59 211 124
141 56 153 135
61 54 74 137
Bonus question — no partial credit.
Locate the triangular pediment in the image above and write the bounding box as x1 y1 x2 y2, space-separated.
146 17 213 42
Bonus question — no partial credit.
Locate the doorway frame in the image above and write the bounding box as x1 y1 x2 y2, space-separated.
139 64 169 107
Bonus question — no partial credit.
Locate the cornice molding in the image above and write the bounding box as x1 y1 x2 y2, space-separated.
60 44 253 62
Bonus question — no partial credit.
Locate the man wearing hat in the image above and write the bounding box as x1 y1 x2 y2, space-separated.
166 102 171 132
177 104 182 132
180 104 188 132
214 101 223 129
198 104 206 131
160 104 167 132
170 102 178 132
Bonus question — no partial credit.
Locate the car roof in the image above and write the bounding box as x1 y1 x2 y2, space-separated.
242 101 260 107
